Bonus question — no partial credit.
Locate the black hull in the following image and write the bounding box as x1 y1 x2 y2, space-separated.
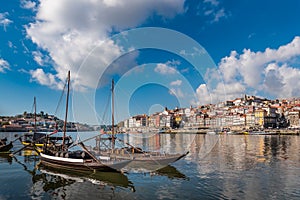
40 156 115 172
0 142 13 152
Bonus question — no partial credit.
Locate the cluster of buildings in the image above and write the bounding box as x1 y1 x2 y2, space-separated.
0 112 92 132
120 95 300 132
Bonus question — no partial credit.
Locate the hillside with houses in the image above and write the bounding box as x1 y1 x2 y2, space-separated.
0 111 94 132
120 95 300 133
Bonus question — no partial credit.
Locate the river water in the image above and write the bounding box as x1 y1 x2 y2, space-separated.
0 132 299 199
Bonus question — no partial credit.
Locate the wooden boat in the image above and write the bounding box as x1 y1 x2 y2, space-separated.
40 71 131 172
21 132 47 148
98 147 188 171
20 97 47 148
94 79 189 171
0 138 13 152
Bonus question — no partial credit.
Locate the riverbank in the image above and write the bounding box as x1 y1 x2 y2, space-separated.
0 127 78 132
123 126 300 135
151 128 300 135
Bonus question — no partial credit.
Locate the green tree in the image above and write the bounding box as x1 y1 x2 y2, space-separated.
23 111 27 118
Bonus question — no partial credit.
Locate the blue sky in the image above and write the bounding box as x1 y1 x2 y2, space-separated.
0 0 300 125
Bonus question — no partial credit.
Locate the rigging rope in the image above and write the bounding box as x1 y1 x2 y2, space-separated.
54 76 68 116
99 88 111 126
30 99 35 114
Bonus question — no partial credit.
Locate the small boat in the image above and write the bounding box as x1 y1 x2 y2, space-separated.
249 130 276 135
158 127 171 134
21 132 47 148
20 97 48 148
249 131 266 135
39 71 131 172
206 127 221 135
0 137 13 152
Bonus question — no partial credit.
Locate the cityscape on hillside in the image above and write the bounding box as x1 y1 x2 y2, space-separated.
0 111 96 132
1 95 300 133
119 95 300 133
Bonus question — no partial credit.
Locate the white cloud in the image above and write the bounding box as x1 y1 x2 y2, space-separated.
0 12 12 31
213 8 226 22
219 36 300 88
196 84 212 105
8 41 13 48
169 79 184 98
26 0 185 90
8 41 18 54
169 88 184 98
29 68 63 89
32 51 51 66
179 47 206 57
0 58 10 73
154 63 177 75
196 82 246 105
203 0 227 23
263 63 300 98
170 80 182 86
204 0 220 6
21 0 37 10
197 36 300 105
263 63 285 95
32 51 44 66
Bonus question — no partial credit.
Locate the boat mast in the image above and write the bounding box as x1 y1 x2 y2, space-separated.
62 70 70 150
111 79 115 149
34 96 36 133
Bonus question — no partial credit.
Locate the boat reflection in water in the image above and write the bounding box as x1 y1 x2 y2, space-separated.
0 152 13 164
12 149 135 199
37 164 135 190
152 165 188 180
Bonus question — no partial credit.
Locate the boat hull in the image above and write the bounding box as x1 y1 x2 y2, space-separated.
0 142 13 152
98 150 189 171
40 153 131 172
22 141 44 147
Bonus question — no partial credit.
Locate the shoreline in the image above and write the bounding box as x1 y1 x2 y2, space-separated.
1 127 299 135
166 128 300 135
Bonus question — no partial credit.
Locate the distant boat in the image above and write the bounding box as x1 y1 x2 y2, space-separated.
0 137 13 152
21 132 47 148
20 97 48 148
206 128 220 135
249 130 276 135
220 127 234 134
158 127 171 134
249 131 266 135
40 71 131 172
